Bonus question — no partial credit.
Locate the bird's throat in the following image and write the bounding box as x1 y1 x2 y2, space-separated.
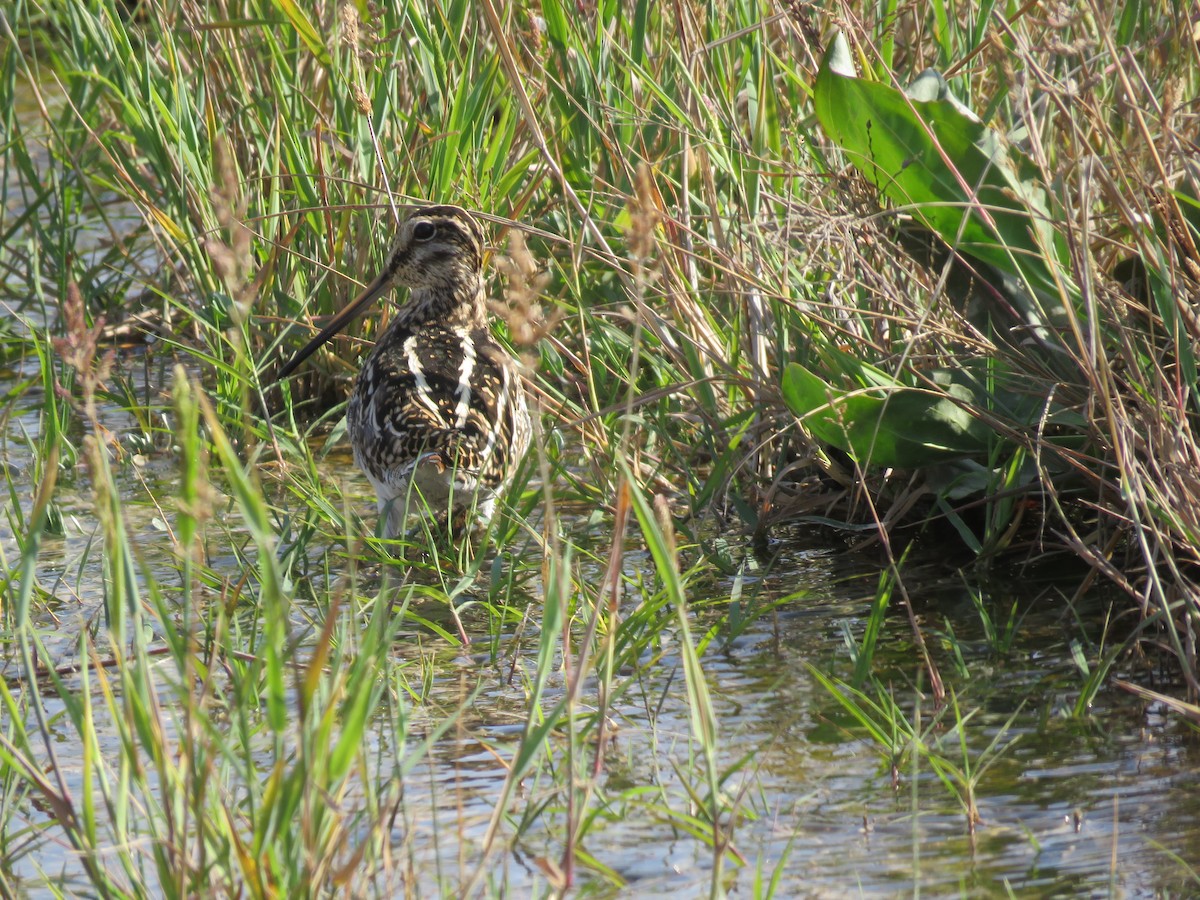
395 279 488 331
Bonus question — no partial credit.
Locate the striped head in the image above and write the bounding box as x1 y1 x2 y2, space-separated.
368 205 489 330
384 205 485 293
275 203 490 382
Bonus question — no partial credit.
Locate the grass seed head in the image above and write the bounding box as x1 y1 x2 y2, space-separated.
625 162 660 267
340 2 361 53
205 135 255 322
492 227 559 351
54 281 114 422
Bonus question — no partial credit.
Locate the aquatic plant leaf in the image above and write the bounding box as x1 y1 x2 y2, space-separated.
782 362 992 468
815 33 1078 336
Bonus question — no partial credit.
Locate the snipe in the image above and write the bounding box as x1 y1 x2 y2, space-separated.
277 205 532 537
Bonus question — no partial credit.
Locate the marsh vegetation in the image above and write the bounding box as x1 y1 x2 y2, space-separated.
2 0 1200 895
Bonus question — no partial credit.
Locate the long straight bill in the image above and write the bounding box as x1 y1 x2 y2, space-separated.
275 271 392 382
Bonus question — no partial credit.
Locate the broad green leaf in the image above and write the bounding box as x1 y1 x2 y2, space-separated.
782 362 992 468
815 33 1077 337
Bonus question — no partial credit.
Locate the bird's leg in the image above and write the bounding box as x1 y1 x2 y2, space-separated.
380 496 408 541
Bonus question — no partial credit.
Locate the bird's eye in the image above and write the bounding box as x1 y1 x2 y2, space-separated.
412 221 437 241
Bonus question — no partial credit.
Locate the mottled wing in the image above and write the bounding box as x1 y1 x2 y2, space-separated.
349 324 523 490
477 340 531 485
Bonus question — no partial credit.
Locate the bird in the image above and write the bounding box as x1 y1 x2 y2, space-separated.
276 204 532 538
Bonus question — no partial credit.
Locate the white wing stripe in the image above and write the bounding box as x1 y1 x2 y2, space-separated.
453 326 475 429
404 334 444 421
